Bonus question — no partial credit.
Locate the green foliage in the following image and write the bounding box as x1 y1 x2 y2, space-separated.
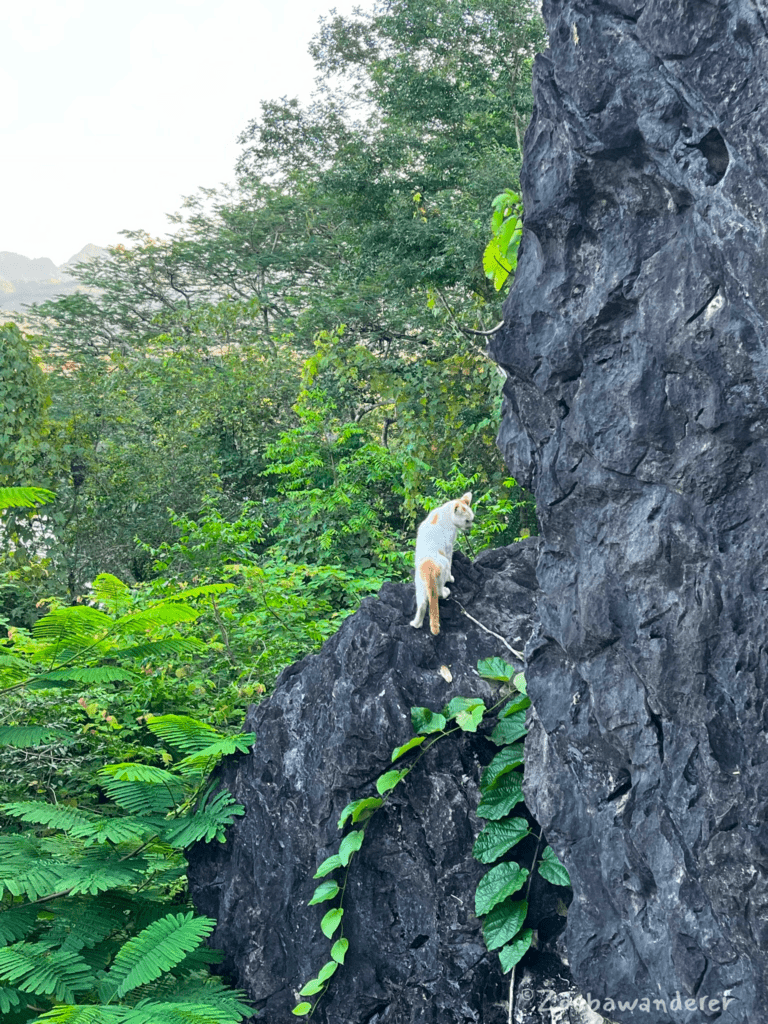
0 715 253 1022
483 191 523 292
474 659 571 977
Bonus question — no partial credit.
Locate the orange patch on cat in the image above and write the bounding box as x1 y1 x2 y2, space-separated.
430 513 439 524
418 559 441 591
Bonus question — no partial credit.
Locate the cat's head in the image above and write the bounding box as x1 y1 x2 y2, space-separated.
452 492 474 531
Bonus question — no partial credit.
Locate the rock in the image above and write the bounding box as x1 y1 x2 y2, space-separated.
492 1 768 1021
187 542 547 1023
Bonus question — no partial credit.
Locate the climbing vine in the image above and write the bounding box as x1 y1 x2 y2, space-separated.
293 657 570 1016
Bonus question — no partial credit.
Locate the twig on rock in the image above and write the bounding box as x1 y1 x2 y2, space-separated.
452 601 524 661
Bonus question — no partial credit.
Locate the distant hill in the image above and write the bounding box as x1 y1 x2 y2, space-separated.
0 244 108 314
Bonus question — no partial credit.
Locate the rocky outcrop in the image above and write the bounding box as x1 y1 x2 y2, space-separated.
492 1 768 1021
187 543 550 1023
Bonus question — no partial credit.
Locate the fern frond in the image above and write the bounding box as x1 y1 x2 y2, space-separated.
2 802 99 836
90 573 132 606
0 905 38 946
32 606 114 644
27 666 137 688
0 726 73 747
0 654 34 678
0 837 63 901
0 982 24 1014
161 583 233 601
101 912 215 999
98 765 185 815
0 941 93 1001
43 895 128 952
161 792 244 848
0 487 55 510
109 637 204 661
113 604 200 633
174 735 256 775
36 1000 250 1024
0 802 153 847
30 1008 122 1024
144 715 220 755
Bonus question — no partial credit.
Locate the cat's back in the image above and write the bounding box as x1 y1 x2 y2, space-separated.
414 502 452 555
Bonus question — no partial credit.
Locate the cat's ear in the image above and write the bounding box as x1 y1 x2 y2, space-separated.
461 492 472 505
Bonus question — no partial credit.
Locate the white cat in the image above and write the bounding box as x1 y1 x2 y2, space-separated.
410 492 474 635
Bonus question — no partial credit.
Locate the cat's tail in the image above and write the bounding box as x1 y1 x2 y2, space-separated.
418 559 442 635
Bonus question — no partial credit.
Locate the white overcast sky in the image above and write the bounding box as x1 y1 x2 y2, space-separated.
2 0 368 266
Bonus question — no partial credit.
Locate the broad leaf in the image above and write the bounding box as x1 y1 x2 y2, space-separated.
475 862 528 917
314 855 342 879
476 772 524 820
410 707 446 735
498 929 533 973
338 830 364 866
376 770 407 796
480 744 525 789
472 818 530 864
331 938 348 963
320 908 343 939
391 736 425 761
308 880 339 905
477 657 515 682
490 712 527 746
482 899 528 951
538 846 571 887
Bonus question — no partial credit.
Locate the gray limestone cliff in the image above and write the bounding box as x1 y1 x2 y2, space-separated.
187 544 557 1023
491 1 768 1020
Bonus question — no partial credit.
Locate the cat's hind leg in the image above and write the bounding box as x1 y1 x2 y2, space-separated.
410 573 428 628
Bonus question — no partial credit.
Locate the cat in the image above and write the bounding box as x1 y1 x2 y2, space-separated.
410 492 474 635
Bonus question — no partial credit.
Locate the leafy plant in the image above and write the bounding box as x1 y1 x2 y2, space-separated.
483 191 523 292
293 657 570 1016
0 714 255 1023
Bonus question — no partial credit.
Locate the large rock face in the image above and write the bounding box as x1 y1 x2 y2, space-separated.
492 1 768 1021
188 543 545 1023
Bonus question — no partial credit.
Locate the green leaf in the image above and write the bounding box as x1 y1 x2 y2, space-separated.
0 942 92 1001
320 907 343 939
144 714 221 753
498 928 533 973
0 726 73 748
482 899 528 951
445 697 486 732
314 855 342 878
391 736 425 761
27 666 137 688
308 880 339 905
499 694 531 716
338 797 382 828
456 704 485 732
477 657 515 682
0 905 38 946
102 911 214 998
338 830 364 866
410 707 446 735
293 1002 312 1015
476 771 524 820
512 672 527 695
538 846 571 887
376 770 407 796
472 818 530 864
299 976 324 996
491 711 527 746
475 862 528 917
0 487 55 509
317 960 338 982
331 938 349 964
480 744 525 789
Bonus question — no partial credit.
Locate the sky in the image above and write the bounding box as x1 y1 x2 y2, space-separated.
2 0 368 266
